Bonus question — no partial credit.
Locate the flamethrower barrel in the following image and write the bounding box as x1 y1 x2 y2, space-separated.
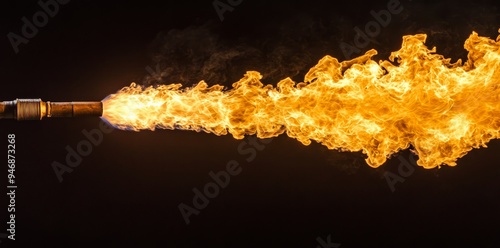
0 99 103 120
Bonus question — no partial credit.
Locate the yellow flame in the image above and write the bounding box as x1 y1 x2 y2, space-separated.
102 30 500 169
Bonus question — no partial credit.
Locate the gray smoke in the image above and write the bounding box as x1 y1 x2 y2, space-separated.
142 16 344 87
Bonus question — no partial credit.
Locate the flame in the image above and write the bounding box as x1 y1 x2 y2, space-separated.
102 30 500 169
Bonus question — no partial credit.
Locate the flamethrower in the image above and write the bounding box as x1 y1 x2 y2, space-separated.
1 30 500 169
0 99 102 120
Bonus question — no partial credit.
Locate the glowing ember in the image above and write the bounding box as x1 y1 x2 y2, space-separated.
102 30 500 169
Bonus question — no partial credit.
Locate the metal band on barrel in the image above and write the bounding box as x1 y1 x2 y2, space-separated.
16 99 41 120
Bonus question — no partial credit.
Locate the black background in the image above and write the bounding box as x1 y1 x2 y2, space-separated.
1 0 500 247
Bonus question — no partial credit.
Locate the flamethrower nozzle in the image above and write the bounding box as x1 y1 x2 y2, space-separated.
0 99 102 120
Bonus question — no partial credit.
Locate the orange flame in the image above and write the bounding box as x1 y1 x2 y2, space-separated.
102 30 500 169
